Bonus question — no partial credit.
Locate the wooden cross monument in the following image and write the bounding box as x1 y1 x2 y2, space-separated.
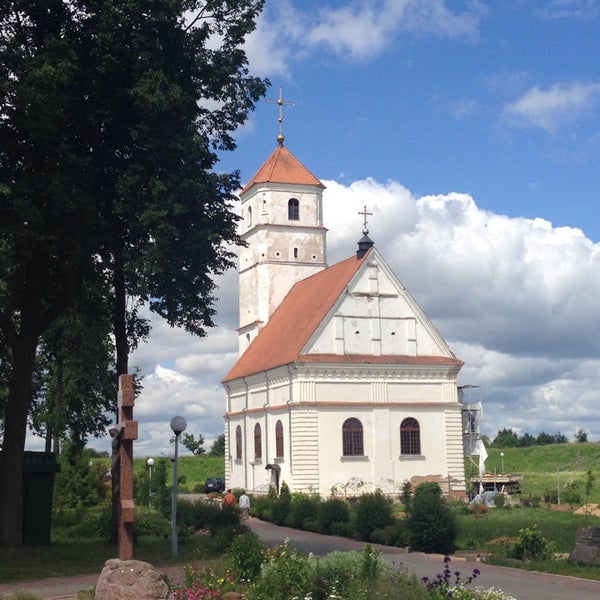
113 374 138 560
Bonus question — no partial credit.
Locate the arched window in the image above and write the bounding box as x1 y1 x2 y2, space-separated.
254 423 262 459
235 425 242 460
247 206 253 226
288 198 299 220
400 418 421 455
275 420 284 458
342 417 364 456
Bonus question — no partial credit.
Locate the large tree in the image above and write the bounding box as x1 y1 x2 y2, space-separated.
0 0 266 547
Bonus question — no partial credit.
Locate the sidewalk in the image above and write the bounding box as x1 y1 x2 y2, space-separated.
0 565 186 599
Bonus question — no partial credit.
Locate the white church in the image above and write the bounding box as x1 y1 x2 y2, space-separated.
222 135 470 498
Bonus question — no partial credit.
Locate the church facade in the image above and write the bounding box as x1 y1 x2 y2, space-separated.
222 142 467 497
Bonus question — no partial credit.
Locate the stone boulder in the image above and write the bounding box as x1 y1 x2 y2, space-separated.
95 559 169 600
568 526 600 566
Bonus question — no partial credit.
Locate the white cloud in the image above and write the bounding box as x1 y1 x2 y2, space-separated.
64 175 600 456
503 81 600 133
245 0 483 70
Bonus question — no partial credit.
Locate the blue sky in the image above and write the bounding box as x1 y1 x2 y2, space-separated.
28 1 600 460
221 0 600 242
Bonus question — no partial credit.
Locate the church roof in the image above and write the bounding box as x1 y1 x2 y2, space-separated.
241 144 325 194
222 247 462 382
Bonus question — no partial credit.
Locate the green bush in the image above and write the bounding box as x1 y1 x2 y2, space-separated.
370 521 410 547
270 482 292 525
134 509 170 537
408 482 456 554
227 531 265 582
286 493 321 529
509 524 555 561
248 540 312 600
66 506 112 539
352 491 394 542
318 497 351 535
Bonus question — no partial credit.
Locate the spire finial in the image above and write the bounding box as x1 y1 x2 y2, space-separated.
358 205 373 236
267 87 296 145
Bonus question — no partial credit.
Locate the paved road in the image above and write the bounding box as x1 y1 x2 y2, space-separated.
1 518 599 599
248 517 600 600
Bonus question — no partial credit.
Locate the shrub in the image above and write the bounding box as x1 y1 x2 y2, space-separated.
370 521 410 547
248 540 313 600
227 531 265 582
286 493 321 530
318 497 351 535
509 524 555 561
408 482 456 554
270 482 292 525
352 491 394 541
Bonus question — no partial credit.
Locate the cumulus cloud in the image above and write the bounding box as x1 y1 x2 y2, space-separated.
98 176 600 457
246 0 483 66
503 81 600 133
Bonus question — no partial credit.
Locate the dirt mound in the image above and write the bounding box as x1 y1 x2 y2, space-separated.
574 503 600 517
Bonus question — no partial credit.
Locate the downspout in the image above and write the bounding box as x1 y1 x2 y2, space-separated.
287 364 294 476
264 371 270 465
224 382 232 484
243 377 249 490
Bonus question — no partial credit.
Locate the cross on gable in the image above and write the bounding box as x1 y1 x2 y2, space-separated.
358 204 373 235
267 87 296 145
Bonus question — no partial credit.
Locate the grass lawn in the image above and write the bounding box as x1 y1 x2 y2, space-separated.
0 534 217 583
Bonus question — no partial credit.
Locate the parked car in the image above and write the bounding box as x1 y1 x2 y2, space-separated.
204 477 225 493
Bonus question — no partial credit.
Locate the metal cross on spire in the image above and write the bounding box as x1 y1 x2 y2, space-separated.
266 87 296 145
358 205 373 236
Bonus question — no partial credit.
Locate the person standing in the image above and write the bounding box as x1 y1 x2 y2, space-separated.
239 490 250 521
222 489 236 509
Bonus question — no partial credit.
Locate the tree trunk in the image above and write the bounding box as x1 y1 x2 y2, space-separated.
0 338 37 547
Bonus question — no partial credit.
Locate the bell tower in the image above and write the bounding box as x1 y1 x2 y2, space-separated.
237 138 327 353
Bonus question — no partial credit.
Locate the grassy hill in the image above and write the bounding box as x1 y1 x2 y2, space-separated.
133 454 225 493
466 442 600 503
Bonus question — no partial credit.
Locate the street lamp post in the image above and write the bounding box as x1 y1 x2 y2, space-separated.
147 457 154 508
170 416 187 558
500 452 504 474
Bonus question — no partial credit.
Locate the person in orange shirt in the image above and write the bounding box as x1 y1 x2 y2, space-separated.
222 489 236 509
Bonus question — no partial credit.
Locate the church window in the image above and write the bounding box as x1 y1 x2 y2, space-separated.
288 198 300 220
293 247 298 259
254 423 262 459
275 420 284 458
247 206 252 226
235 425 242 460
342 418 364 456
400 418 421 455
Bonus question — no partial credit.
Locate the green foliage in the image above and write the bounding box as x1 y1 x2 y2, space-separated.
286 493 322 530
352 490 394 542
227 532 265 582
401 479 412 509
408 482 456 554
210 434 226 456
370 521 411 547
575 428 588 443
179 433 206 456
318 497 351 535
0 0 267 547
270 481 291 526
491 428 569 448
247 540 313 600
509 524 555 561
54 444 107 510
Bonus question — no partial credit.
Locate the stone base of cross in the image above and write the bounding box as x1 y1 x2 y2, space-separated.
115 374 138 560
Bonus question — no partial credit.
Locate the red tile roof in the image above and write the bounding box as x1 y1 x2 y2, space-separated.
223 251 369 382
241 145 324 194
222 248 463 382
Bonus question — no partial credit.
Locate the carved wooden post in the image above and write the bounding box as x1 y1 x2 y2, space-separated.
116 374 138 560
